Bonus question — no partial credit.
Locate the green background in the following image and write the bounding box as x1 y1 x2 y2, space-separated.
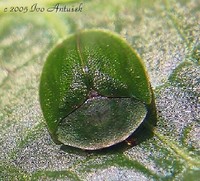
0 0 199 180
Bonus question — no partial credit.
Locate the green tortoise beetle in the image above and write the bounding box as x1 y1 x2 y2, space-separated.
39 29 156 150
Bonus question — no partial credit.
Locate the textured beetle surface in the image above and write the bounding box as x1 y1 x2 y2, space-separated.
39 29 152 150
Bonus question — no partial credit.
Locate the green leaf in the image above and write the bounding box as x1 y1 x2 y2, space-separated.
0 0 199 180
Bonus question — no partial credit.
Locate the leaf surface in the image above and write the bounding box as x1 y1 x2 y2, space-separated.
0 0 199 180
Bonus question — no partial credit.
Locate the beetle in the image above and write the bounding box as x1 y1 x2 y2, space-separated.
39 29 155 150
